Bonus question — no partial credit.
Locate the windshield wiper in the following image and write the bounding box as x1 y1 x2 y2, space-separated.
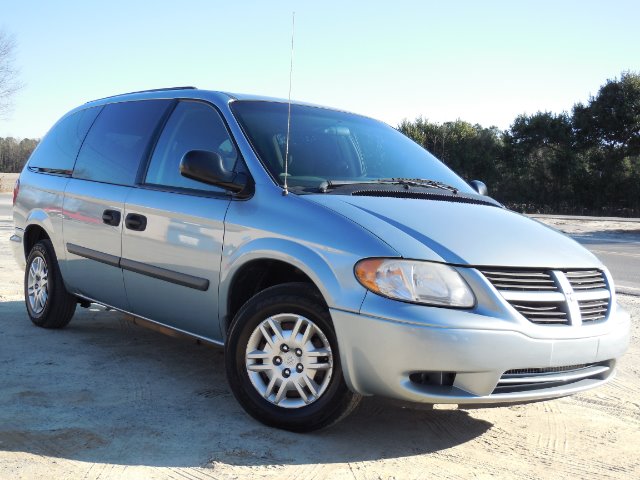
319 178 459 194
379 178 459 194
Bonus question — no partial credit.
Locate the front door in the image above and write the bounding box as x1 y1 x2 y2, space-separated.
121 100 238 341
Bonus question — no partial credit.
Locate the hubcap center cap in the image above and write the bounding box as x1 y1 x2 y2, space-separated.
283 352 297 366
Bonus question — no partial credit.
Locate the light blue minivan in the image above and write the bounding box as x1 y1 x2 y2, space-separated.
11 87 630 431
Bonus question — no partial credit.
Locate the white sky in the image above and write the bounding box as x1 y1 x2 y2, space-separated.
1 0 639 138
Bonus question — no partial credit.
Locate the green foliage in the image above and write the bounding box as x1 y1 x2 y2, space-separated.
399 72 640 216
0 137 38 172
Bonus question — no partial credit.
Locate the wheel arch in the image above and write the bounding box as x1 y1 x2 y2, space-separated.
219 238 366 337
23 220 52 260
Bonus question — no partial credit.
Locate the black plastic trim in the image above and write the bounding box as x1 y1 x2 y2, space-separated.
120 258 209 291
27 166 73 177
67 243 120 268
66 243 209 291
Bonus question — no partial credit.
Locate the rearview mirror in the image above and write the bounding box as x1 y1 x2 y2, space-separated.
469 180 488 196
179 150 247 194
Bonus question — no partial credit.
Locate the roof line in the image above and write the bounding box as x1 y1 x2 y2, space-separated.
86 86 197 103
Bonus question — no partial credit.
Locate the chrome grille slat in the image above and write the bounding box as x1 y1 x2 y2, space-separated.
564 270 607 290
579 298 609 323
480 268 611 325
480 269 558 292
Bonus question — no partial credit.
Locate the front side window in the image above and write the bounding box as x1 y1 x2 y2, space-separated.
28 106 102 173
73 100 172 186
145 100 238 192
231 101 473 193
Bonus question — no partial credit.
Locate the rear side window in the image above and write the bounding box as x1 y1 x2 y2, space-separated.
145 100 238 192
28 106 102 174
73 100 171 186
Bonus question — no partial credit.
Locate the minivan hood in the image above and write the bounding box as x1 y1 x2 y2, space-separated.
304 195 601 269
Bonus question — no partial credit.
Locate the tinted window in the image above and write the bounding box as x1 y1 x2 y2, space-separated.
145 101 238 192
28 107 102 173
74 100 171 186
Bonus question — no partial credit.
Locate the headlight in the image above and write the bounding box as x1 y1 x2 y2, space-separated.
355 258 475 307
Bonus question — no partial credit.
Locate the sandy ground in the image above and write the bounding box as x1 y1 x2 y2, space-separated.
0 173 19 193
1 212 639 479
536 216 640 238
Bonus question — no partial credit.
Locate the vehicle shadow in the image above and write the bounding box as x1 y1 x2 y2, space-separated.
0 301 492 468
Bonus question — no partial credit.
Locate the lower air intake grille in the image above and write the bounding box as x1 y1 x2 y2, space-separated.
493 362 612 394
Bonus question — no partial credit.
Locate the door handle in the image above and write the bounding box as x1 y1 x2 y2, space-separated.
102 209 121 226
125 213 147 231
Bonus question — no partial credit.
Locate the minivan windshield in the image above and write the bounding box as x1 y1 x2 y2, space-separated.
231 101 474 193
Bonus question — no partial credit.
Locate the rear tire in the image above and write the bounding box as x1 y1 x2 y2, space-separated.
25 240 76 329
225 283 361 432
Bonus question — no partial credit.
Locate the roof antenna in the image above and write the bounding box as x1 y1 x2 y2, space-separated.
282 11 295 196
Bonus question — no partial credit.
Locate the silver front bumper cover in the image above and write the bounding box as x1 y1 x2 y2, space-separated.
330 303 630 405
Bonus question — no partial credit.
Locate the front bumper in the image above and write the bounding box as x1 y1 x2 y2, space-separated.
330 301 630 404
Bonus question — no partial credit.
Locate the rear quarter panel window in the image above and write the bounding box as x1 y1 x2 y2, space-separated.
73 100 172 186
28 106 102 173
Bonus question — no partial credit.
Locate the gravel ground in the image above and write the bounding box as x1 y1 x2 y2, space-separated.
1 212 638 479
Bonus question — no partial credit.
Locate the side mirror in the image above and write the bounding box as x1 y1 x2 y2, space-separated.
469 180 488 196
179 150 247 194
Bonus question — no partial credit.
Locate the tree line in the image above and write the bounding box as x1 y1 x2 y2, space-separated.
399 71 640 217
0 137 38 173
1 72 639 216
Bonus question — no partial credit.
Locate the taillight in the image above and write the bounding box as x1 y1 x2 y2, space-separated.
12 178 20 206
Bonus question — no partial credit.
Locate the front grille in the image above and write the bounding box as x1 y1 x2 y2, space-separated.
493 362 611 394
579 299 609 323
480 268 611 326
564 269 607 290
510 302 568 324
480 269 558 291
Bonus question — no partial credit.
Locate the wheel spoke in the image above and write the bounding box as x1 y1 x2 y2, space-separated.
246 350 270 360
40 290 48 308
267 318 285 341
308 362 331 370
300 322 314 346
274 379 289 404
34 292 42 311
247 363 272 372
294 378 310 404
289 317 304 340
307 348 330 357
302 374 318 396
259 324 275 347
264 375 278 399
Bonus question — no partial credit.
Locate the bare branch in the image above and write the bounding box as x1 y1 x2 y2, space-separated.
0 30 23 118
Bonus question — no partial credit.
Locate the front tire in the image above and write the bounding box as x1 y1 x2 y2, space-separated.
225 283 361 432
25 240 76 329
